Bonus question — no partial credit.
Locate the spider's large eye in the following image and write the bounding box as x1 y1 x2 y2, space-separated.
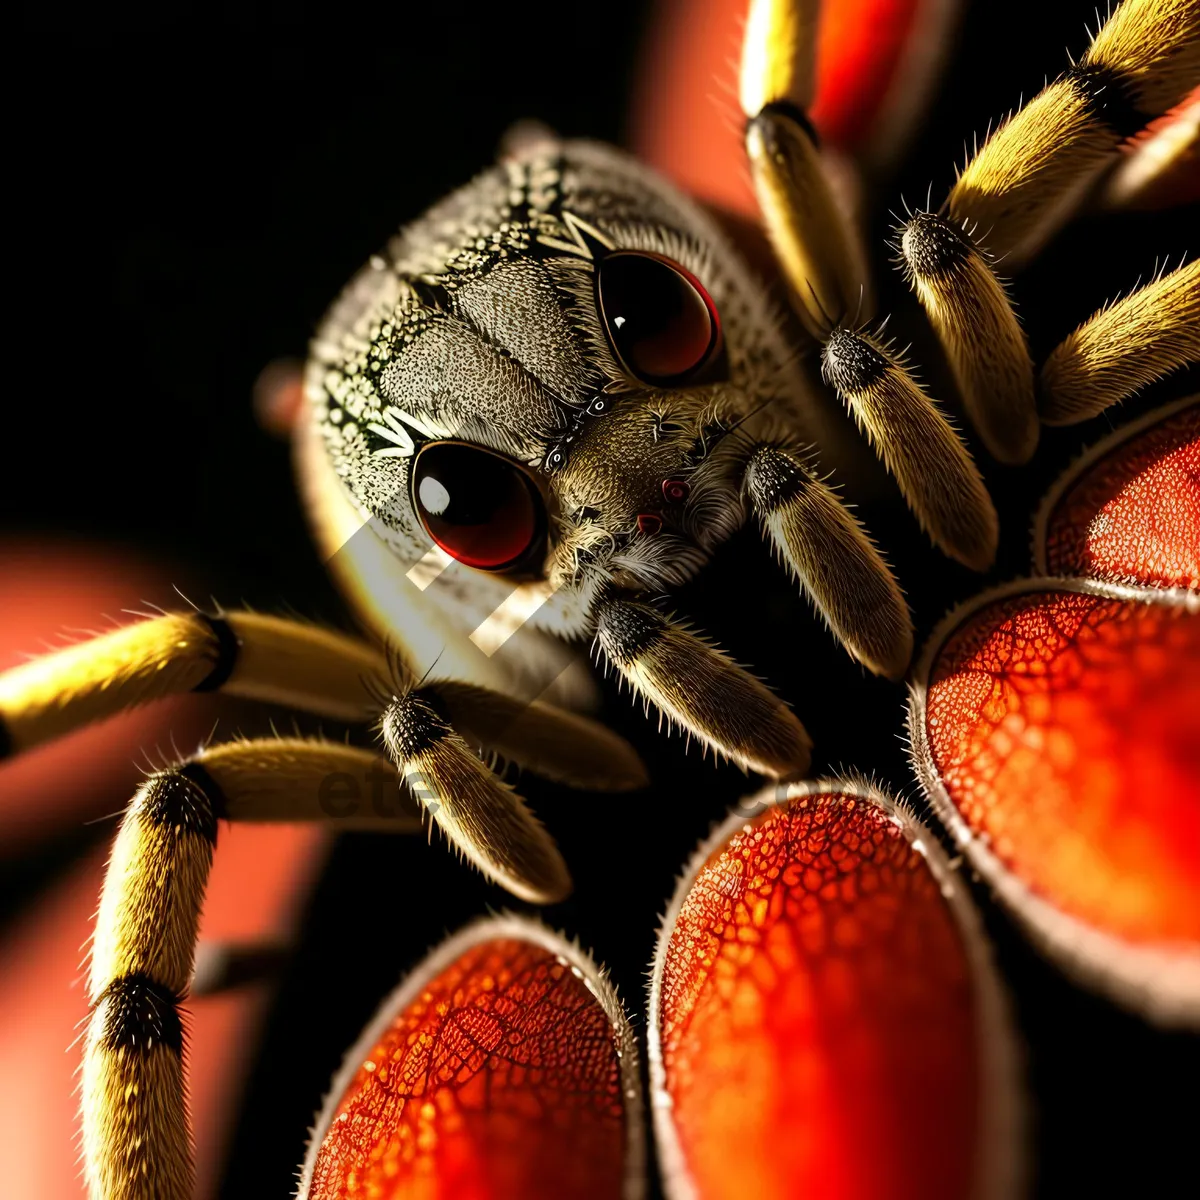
411 442 543 571
597 251 721 384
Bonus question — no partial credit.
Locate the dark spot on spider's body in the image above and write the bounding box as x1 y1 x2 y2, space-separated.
681 419 732 469
408 275 453 313
648 411 685 443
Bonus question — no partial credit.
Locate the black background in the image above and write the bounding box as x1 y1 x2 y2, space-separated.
8 1 1199 1196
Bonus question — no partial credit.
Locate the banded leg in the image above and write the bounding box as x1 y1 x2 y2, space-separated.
594 598 812 779
1040 257 1200 424
83 738 417 1200
0 609 390 754
740 0 870 335
948 0 1200 265
744 445 914 680
0 608 642 788
739 0 1014 565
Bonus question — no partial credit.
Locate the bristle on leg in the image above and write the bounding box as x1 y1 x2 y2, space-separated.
821 326 999 571
901 211 1038 465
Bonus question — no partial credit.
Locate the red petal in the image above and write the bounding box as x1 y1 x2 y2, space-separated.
912 582 1200 1021
650 781 1019 1200
1036 399 1200 591
302 920 642 1200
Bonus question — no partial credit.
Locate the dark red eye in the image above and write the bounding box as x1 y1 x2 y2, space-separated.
411 442 543 571
597 251 720 383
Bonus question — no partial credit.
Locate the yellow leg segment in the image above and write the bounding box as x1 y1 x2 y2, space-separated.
949 0 1200 264
82 738 410 1200
740 0 870 335
1040 258 1200 424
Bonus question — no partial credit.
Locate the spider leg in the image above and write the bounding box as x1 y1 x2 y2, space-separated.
1040 257 1200 424
0 609 646 791
0 610 388 754
82 737 415 1200
594 597 812 778
380 689 572 904
744 444 913 680
898 210 1039 465
820 325 1000 571
948 0 1200 265
740 0 870 335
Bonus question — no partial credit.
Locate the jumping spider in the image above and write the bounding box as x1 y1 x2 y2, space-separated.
0 0 1196 1196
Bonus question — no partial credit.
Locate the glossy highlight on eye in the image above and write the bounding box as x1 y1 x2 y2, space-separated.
411 442 543 571
597 251 721 384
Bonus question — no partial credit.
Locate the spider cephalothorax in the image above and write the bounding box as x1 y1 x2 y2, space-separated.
304 137 889 654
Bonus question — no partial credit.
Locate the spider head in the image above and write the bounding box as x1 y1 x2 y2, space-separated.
305 139 798 640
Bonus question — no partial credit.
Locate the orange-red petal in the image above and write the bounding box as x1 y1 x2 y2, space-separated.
912 581 1200 1021
301 919 642 1200
1035 399 1200 591
650 781 1019 1200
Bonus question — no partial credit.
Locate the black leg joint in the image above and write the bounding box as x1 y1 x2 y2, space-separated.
1066 62 1145 140
596 601 665 668
194 613 241 693
745 446 808 514
94 972 184 1056
821 327 890 395
754 98 821 148
139 762 224 843
901 210 971 280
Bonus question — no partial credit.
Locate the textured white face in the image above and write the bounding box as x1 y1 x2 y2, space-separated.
306 138 807 639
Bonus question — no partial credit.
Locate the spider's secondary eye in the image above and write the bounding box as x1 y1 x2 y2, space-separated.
411 442 542 571
597 251 720 384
